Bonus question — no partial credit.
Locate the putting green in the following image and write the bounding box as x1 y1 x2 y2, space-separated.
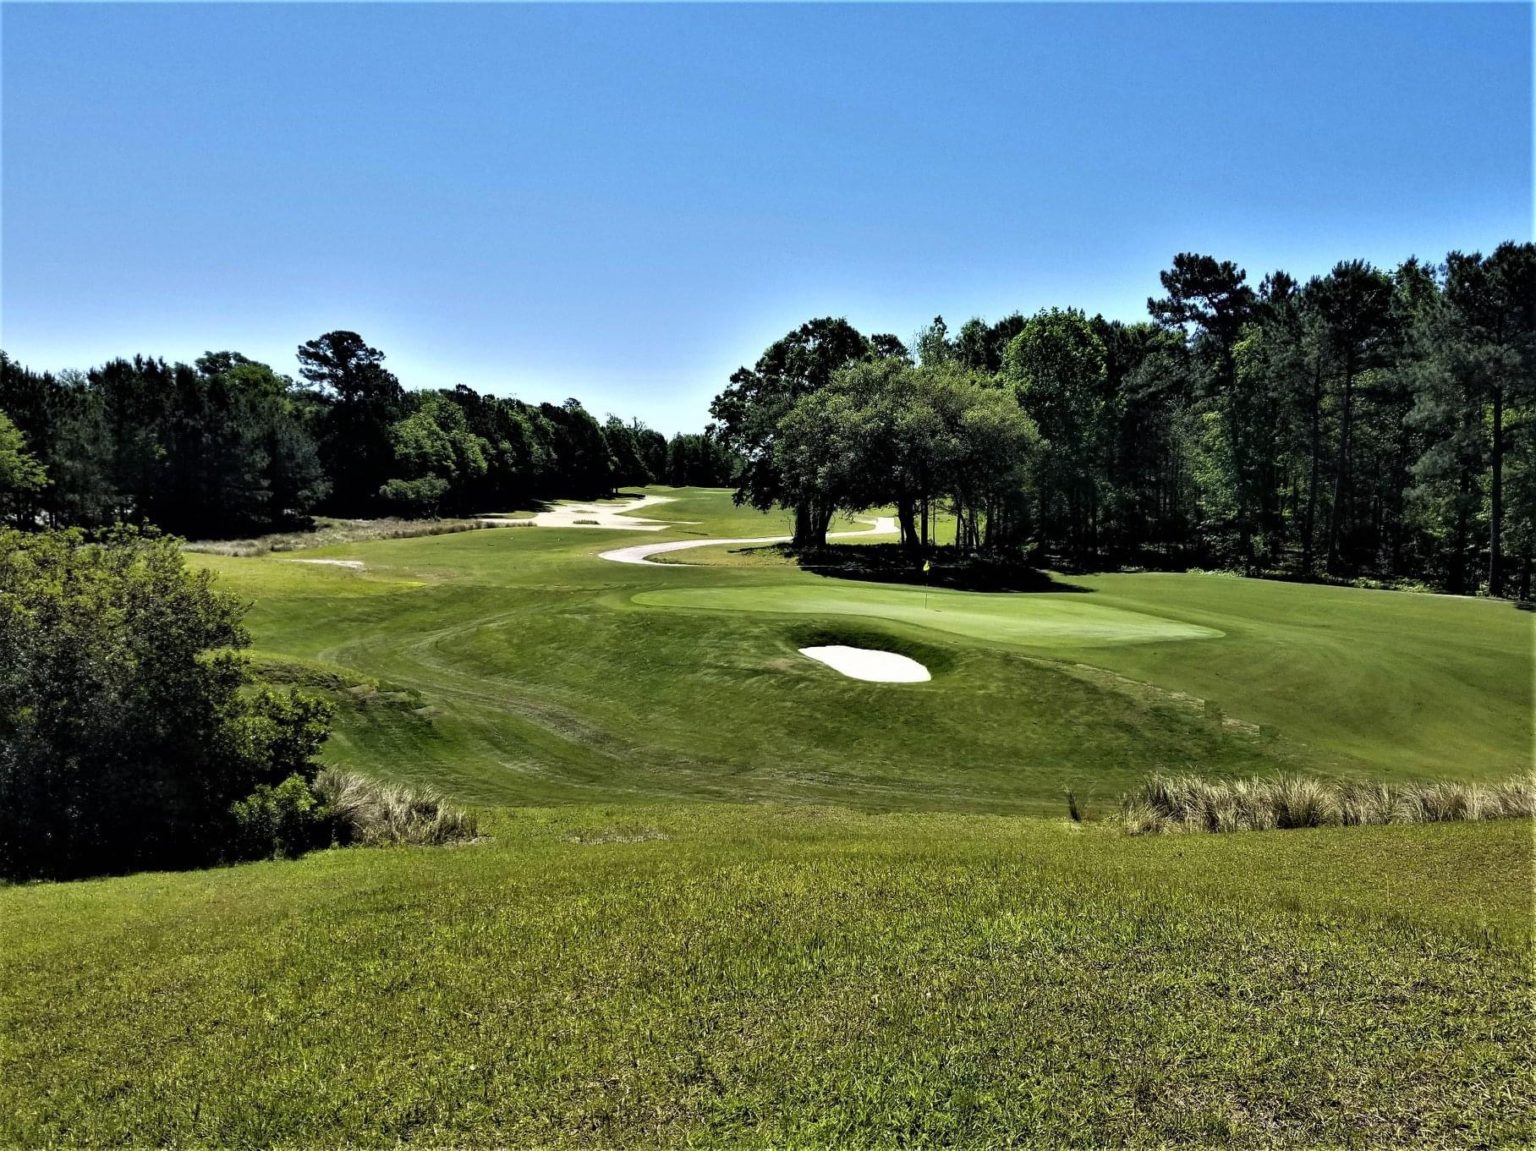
632 583 1223 648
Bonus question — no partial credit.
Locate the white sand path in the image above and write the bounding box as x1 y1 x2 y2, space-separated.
597 515 899 566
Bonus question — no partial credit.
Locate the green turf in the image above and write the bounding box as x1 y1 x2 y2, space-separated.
5 486 1529 1148
186 486 1529 809
633 582 1225 646
2 809 1530 1149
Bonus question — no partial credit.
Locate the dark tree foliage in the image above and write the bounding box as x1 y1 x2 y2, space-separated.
0 333 706 534
710 317 875 545
296 331 404 515
0 352 328 536
665 432 737 487
0 527 333 880
711 243 1535 594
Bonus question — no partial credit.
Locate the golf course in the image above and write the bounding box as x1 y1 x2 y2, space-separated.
191 487 1531 810
2 488 1531 1148
6 3 1534 1145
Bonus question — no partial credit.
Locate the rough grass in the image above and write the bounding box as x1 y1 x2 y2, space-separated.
183 515 509 557
1 808 1529 1149
1121 773 1536 834
315 768 480 847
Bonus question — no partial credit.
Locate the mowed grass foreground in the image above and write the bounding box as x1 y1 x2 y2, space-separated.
2 808 1531 1148
3 487 1531 1147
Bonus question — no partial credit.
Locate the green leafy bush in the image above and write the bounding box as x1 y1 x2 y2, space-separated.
0 526 334 879
229 773 334 860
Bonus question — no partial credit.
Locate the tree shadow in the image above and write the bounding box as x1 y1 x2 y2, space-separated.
783 543 1094 594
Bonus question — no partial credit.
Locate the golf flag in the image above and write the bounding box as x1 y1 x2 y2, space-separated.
923 560 931 573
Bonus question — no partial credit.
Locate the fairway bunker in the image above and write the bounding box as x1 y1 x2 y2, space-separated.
799 645 931 683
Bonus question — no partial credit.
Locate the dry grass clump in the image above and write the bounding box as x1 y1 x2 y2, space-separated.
314 768 480 847
1120 773 1535 835
185 517 501 557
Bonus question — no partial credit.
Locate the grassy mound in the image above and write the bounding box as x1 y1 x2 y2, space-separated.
1 808 1529 1148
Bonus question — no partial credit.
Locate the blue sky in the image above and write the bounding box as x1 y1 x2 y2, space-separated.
3 3 1530 434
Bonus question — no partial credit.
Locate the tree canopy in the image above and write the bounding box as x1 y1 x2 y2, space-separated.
713 241 1536 596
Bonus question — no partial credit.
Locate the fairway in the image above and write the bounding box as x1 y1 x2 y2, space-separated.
634 582 1225 647
181 487 1531 810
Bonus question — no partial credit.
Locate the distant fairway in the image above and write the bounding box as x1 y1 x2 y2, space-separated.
185 486 1531 810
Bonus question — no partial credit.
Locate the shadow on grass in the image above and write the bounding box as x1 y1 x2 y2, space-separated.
787 543 1094 594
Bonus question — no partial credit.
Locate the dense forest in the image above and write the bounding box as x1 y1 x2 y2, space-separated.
2 243 1531 598
0 331 735 538
713 244 1535 597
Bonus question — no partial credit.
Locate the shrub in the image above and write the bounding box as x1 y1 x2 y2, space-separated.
0 526 334 880
230 773 334 860
314 768 478 847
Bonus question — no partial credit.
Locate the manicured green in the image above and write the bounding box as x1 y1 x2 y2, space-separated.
2 809 1530 1149
633 582 1224 646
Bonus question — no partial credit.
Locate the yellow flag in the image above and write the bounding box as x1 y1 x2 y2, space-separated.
922 560 932 573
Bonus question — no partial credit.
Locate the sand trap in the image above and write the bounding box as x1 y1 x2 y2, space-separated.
480 494 682 531
799 645 930 683
285 558 365 570
600 516 898 565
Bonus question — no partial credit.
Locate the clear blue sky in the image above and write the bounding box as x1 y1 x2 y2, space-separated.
3 3 1530 434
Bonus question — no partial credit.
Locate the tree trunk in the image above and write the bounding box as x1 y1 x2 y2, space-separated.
813 503 833 548
793 501 814 548
1303 360 1323 574
1326 353 1354 574
1450 471 1471 594
896 497 919 553
1489 385 1504 596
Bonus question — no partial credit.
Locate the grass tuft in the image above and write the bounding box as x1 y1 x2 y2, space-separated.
1120 773 1536 835
314 768 480 847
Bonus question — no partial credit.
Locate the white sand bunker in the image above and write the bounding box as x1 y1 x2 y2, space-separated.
480 494 682 531
285 558 365 570
799 645 930 683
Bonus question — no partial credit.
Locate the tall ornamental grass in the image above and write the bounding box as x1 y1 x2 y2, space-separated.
314 768 480 847
1119 773 1535 835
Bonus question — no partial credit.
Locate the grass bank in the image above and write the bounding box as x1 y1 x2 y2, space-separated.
2 808 1529 1148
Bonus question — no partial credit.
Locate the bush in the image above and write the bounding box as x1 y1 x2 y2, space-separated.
230 773 334 860
0 526 334 880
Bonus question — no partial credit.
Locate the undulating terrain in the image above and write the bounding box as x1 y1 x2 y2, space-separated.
3 487 1531 1148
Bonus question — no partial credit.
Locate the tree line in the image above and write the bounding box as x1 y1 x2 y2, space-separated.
0 330 736 538
711 243 1535 597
